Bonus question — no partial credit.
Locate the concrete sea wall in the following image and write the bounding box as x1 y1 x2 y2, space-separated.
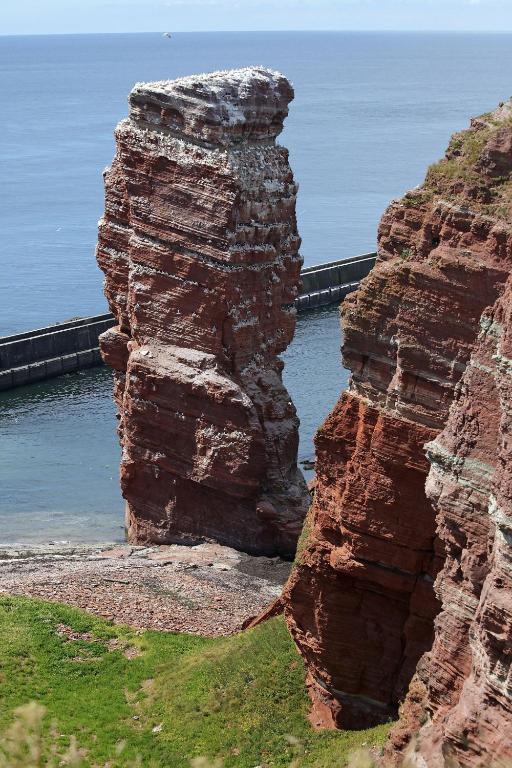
0 253 376 392
298 252 376 310
0 315 113 391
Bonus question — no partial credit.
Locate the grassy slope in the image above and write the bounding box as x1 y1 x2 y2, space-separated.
423 110 512 219
0 596 390 767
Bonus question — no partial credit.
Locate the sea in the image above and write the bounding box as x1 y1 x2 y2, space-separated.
1 31 512 544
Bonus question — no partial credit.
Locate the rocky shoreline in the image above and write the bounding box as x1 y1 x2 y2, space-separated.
0 541 290 636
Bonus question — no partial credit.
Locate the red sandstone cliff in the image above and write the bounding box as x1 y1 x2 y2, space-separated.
284 99 512 755
394 269 512 766
96 68 309 557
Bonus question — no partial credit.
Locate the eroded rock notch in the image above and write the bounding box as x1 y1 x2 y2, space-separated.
284 98 512 756
96 67 309 557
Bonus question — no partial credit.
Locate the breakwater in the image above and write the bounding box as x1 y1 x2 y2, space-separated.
0 252 376 392
299 251 376 310
0 315 112 392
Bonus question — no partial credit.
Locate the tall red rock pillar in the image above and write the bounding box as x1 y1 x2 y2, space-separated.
96 67 309 557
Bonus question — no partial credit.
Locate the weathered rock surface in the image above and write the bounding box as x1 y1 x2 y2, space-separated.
96 68 309 557
284 99 512 746
394 264 512 765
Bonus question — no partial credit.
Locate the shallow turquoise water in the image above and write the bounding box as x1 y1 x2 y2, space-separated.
0 305 346 545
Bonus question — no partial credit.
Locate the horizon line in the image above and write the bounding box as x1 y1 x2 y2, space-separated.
3 28 512 37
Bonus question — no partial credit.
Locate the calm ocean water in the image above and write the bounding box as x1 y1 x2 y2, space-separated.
2 32 512 334
0 306 344 544
1 32 512 543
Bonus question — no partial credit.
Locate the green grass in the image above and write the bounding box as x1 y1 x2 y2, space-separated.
0 596 390 767
423 113 512 218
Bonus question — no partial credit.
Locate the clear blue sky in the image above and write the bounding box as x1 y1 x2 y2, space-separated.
2 0 512 35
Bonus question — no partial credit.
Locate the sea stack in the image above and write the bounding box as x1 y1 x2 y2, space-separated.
284 96 512 758
96 67 309 557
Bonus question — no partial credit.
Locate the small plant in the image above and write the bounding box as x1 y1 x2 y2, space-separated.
401 189 433 208
399 247 414 261
0 702 83 768
346 747 376 767
0 702 149 768
190 759 224 768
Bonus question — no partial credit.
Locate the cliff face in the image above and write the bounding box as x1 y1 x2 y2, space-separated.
395 275 512 766
284 100 512 739
96 68 309 557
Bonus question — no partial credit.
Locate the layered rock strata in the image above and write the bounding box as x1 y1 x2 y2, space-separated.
284 100 512 737
96 67 309 557
396 275 512 766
